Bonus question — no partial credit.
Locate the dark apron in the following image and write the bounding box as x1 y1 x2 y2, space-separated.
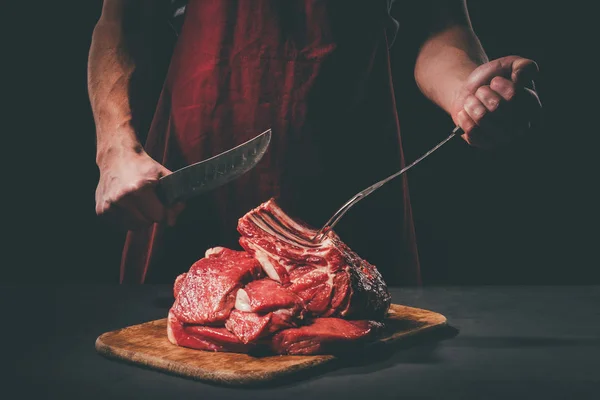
120 0 421 286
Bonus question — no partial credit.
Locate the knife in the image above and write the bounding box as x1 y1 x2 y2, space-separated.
155 128 272 206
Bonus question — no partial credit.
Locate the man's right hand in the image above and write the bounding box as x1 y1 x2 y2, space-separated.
95 147 184 231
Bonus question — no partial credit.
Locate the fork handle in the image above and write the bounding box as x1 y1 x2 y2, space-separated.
453 125 465 136
312 125 464 243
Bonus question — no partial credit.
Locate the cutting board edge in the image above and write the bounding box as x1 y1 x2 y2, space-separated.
94 303 449 386
95 334 337 386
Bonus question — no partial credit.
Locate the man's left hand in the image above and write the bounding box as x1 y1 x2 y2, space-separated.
451 55 542 149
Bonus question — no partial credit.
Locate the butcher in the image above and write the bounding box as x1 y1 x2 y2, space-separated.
87 0 542 286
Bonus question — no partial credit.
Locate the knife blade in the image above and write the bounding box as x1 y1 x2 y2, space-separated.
156 128 272 206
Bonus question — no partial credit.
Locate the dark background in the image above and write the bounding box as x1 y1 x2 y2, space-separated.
5 1 596 285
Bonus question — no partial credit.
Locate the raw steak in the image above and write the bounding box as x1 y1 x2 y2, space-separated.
225 308 298 344
237 198 391 320
226 278 305 343
234 278 305 313
171 247 263 325
167 310 254 353
173 272 186 298
271 318 384 355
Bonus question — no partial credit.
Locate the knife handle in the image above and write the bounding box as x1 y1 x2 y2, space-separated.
154 180 172 206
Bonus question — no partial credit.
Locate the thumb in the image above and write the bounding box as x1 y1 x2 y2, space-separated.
511 58 539 86
464 56 539 93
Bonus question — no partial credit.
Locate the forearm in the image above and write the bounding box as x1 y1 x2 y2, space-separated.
88 20 140 163
415 24 488 116
410 0 489 116
88 0 158 165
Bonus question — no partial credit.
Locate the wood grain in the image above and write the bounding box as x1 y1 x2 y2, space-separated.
95 304 447 386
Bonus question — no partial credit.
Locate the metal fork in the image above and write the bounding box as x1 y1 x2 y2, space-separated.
310 126 464 243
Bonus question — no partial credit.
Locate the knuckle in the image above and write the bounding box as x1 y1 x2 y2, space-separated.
466 93 478 104
475 86 489 97
490 76 504 88
465 101 485 119
111 190 126 202
487 98 500 111
132 178 153 192
127 183 142 193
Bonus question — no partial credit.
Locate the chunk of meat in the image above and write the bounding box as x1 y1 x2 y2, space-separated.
173 273 186 298
167 198 392 356
224 310 272 344
234 278 304 313
271 318 384 355
171 248 263 325
167 310 255 353
225 308 301 344
238 198 391 320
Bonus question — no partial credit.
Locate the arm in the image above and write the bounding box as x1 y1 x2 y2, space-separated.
88 0 182 230
88 0 150 164
413 1 488 117
411 0 541 148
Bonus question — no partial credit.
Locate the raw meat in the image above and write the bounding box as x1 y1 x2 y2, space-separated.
271 318 384 355
167 198 391 355
237 198 392 320
171 247 263 325
167 310 255 353
173 272 186 298
225 308 298 344
227 279 305 343
234 278 304 313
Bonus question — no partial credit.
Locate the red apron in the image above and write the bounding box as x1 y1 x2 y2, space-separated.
120 0 421 286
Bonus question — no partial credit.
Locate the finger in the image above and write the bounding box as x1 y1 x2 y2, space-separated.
137 162 175 223
464 59 510 93
457 110 497 149
463 56 537 94
457 110 489 148
114 193 152 229
474 85 502 112
473 85 514 143
464 95 488 125
134 184 167 223
490 76 517 102
97 199 148 231
456 109 477 135
110 206 150 231
489 78 531 136
511 58 539 86
464 128 496 150
465 106 505 146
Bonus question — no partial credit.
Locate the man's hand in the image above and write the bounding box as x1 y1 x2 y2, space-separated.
95 148 184 231
450 55 542 149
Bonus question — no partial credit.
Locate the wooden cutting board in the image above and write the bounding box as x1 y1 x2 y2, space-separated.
96 304 448 386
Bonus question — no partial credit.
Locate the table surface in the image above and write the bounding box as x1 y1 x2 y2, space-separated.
4 284 600 399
